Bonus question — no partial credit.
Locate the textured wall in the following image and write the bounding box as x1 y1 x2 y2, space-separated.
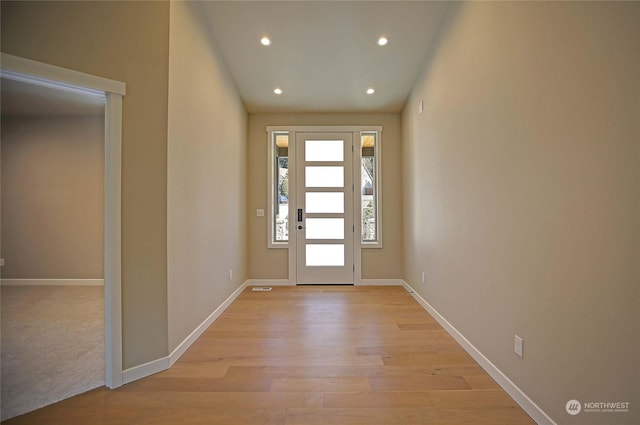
1 116 104 279
166 1 247 352
403 2 639 424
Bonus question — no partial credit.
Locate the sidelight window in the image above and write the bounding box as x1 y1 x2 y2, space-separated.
361 131 381 246
269 132 289 246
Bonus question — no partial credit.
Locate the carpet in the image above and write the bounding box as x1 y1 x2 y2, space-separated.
1 285 105 421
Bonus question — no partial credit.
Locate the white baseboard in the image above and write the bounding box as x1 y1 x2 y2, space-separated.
246 279 405 286
245 279 293 286
122 356 170 385
402 281 556 425
168 282 248 365
358 279 405 286
123 282 249 385
0 278 104 287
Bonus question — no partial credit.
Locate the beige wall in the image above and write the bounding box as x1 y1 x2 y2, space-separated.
167 1 247 352
247 114 403 280
403 2 640 424
1 1 170 368
1 116 104 279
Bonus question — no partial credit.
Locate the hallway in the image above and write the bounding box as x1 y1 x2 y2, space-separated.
4 286 534 425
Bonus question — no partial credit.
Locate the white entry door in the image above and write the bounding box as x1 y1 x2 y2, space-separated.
295 133 354 284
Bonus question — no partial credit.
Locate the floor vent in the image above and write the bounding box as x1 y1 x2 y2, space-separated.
251 287 272 292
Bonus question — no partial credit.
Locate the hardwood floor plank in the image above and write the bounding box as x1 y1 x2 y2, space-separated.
120 376 272 392
427 389 519 408
152 361 229 378
177 352 385 367
429 364 487 376
396 323 441 330
381 351 476 366
368 375 471 391
323 391 433 408
131 408 287 425
284 407 536 425
270 377 370 392
285 407 434 425
355 344 466 356
224 365 442 379
463 374 503 389
104 391 324 410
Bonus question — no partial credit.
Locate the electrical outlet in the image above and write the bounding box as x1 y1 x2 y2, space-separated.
514 335 524 358
421 272 425 283
0 258 5 267
228 269 233 281
418 100 424 114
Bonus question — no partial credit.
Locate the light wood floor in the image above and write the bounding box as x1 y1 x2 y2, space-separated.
3 286 535 425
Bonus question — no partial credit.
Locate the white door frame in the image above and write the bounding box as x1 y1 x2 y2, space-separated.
294 132 354 284
1 53 125 388
267 126 382 286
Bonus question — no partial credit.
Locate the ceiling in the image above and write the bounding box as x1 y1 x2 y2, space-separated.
1 77 105 118
0 2 450 117
197 1 450 113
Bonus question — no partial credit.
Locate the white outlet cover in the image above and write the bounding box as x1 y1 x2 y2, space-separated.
514 335 524 357
256 209 265 217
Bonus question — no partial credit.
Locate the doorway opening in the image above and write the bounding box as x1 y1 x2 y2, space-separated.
0 76 105 419
0 53 125 419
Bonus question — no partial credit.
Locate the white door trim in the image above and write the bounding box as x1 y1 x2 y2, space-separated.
1 53 125 388
277 126 383 285
267 125 382 133
294 132 354 284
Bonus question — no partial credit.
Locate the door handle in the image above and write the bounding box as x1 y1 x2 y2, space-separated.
298 225 304 230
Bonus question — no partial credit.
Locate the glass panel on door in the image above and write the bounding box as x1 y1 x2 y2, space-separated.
305 140 344 162
305 218 345 240
305 166 344 187
306 244 345 267
305 192 344 214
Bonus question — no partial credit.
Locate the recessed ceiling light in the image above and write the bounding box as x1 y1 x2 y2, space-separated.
260 36 271 46
366 88 375 95
274 88 283 95
377 36 388 46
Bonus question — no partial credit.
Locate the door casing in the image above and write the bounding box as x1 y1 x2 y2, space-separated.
266 126 383 286
295 132 354 284
1 53 125 388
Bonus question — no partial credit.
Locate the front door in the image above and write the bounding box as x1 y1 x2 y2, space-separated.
295 132 354 284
